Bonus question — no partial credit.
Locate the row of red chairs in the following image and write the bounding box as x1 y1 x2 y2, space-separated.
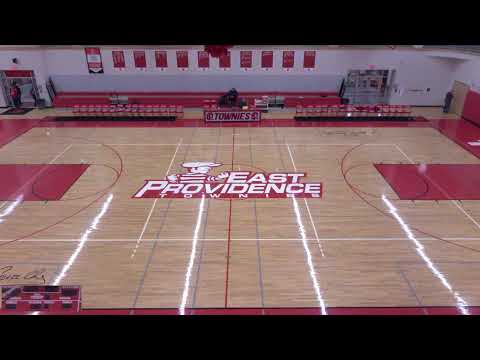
72 104 184 117
203 100 217 110
296 104 412 117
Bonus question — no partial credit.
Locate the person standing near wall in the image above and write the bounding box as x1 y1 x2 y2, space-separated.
30 87 38 107
10 82 22 108
443 90 453 113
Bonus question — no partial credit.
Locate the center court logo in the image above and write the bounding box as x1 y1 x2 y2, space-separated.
133 161 322 199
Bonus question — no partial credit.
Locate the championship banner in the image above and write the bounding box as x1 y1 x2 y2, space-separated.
240 51 252 69
219 51 231 69
112 51 125 69
155 51 168 69
85 47 103 74
133 50 147 69
133 162 322 200
282 51 295 69
197 51 210 69
204 110 261 122
261 51 273 69
176 50 189 69
303 50 316 69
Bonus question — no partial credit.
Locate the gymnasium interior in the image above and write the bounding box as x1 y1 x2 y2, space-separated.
1 45 480 315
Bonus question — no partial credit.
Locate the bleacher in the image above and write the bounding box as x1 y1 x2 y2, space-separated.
70 104 183 120
52 91 341 108
295 104 413 121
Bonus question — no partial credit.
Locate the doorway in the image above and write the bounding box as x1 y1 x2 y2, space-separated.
0 70 40 108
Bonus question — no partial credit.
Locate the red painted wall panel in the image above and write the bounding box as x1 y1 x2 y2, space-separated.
462 89 480 126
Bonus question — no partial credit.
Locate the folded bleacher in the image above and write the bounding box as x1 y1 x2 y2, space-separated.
294 104 413 121
69 104 183 120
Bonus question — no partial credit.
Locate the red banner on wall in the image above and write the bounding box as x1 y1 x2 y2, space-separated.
198 51 210 68
282 51 295 69
3 70 34 78
112 51 125 69
155 51 167 68
303 51 315 69
261 51 273 69
219 51 231 68
176 51 189 68
134 51 147 69
85 47 103 74
240 51 252 68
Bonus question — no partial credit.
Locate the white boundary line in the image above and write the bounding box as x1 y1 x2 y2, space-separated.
71 143 397 147
131 139 183 257
394 144 415 164
286 143 325 257
48 144 73 164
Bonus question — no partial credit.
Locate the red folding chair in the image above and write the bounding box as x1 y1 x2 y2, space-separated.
296 105 303 116
78 104 88 117
160 104 167 117
306 105 314 117
131 104 139 118
87 104 96 117
324 105 333 118
348 105 358 118
203 100 210 111
337 104 346 118
152 104 160 117
168 105 176 117
122 104 131 117
144 104 153 118
392 105 401 119
404 105 412 119
176 105 183 118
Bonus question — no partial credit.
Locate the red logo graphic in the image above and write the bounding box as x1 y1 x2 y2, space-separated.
133 162 322 199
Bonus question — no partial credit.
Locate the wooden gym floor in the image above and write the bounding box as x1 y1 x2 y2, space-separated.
1 107 480 315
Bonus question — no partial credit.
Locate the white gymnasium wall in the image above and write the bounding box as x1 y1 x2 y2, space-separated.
50 74 343 93
0 46 467 106
450 58 480 93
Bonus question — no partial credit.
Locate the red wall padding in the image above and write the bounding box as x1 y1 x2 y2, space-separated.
462 89 480 126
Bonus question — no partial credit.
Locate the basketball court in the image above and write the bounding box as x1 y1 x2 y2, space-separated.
1 109 480 315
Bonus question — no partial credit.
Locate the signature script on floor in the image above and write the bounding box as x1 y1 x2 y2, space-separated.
0 266 47 284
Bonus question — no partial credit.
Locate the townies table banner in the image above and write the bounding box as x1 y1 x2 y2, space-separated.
204 110 261 122
133 162 323 199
